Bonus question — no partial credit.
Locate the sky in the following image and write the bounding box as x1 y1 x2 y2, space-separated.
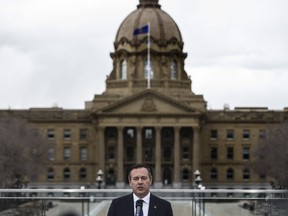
0 0 287 110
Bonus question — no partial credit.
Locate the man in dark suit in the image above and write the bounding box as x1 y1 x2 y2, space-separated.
107 164 173 216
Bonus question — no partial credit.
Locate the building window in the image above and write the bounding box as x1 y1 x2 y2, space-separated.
63 147 71 161
107 168 116 185
226 129 234 140
162 128 173 139
126 128 135 138
79 147 87 161
242 146 250 160
79 168 87 179
210 168 218 180
181 127 191 138
227 168 234 180
242 129 250 140
227 147 234 160
170 61 177 80
126 146 135 161
210 147 218 160
163 168 172 185
182 168 190 180
47 168 54 180
144 146 153 161
48 148 55 161
243 168 250 181
79 129 88 140
259 129 266 139
108 146 115 160
120 60 127 80
182 147 190 160
210 129 218 140
63 168 70 180
63 129 72 140
106 127 117 139
144 128 153 139
47 129 55 140
163 145 172 162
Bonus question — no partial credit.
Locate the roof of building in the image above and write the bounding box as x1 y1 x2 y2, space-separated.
115 0 182 45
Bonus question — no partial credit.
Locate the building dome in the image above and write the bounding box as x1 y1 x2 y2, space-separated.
115 0 183 48
106 0 192 97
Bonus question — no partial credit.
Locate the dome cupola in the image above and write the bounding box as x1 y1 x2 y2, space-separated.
106 0 192 96
137 0 161 8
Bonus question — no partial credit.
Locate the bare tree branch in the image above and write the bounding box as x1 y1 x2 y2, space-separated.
0 117 50 188
253 121 288 188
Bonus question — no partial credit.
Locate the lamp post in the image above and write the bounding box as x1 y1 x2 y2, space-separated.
194 170 205 216
96 169 104 189
80 186 85 216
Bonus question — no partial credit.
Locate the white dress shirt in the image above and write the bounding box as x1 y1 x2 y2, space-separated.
133 192 150 216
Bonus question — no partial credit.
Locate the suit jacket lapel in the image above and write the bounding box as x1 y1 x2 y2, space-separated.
126 193 134 216
148 194 158 216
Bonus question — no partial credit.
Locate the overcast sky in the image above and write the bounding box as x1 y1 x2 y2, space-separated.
0 0 287 110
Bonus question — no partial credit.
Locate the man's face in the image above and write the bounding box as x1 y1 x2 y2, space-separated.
129 167 152 198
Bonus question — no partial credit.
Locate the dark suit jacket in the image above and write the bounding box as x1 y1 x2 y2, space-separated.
107 193 173 216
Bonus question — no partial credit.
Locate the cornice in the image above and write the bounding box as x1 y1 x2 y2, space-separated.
205 110 288 123
0 109 91 123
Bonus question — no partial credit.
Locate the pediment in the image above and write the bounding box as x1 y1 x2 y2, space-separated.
95 90 198 115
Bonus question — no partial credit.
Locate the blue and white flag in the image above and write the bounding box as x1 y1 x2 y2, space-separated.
133 24 149 36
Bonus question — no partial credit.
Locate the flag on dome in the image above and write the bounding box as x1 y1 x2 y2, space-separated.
133 24 149 36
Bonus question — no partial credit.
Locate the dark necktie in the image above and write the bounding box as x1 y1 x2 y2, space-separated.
136 199 144 216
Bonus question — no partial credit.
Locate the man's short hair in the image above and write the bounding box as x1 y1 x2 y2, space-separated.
128 163 152 180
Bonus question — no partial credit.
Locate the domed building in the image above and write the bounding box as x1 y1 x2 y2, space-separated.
1 0 286 190
86 0 206 188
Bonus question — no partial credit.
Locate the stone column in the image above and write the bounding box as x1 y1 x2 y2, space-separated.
173 127 181 188
116 127 124 188
154 126 162 188
192 127 200 173
136 127 142 163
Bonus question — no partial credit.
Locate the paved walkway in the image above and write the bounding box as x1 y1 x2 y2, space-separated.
45 200 257 216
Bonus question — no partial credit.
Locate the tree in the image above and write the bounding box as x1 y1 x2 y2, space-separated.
0 117 49 188
253 121 288 188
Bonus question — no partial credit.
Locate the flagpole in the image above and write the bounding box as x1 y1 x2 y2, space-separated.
147 22 151 89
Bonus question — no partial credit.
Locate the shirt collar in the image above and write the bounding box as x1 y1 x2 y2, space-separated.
133 192 150 204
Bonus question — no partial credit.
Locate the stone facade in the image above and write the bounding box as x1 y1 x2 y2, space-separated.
1 0 287 189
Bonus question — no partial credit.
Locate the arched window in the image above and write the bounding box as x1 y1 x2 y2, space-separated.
120 60 127 80
170 61 177 80
227 168 234 180
79 168 87 179
107 168 116 185
144 60 153 79
63 168 70 180
47 168 54 180
163 168 172 185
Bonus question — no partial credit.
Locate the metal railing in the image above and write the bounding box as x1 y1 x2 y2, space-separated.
0 188 287 216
